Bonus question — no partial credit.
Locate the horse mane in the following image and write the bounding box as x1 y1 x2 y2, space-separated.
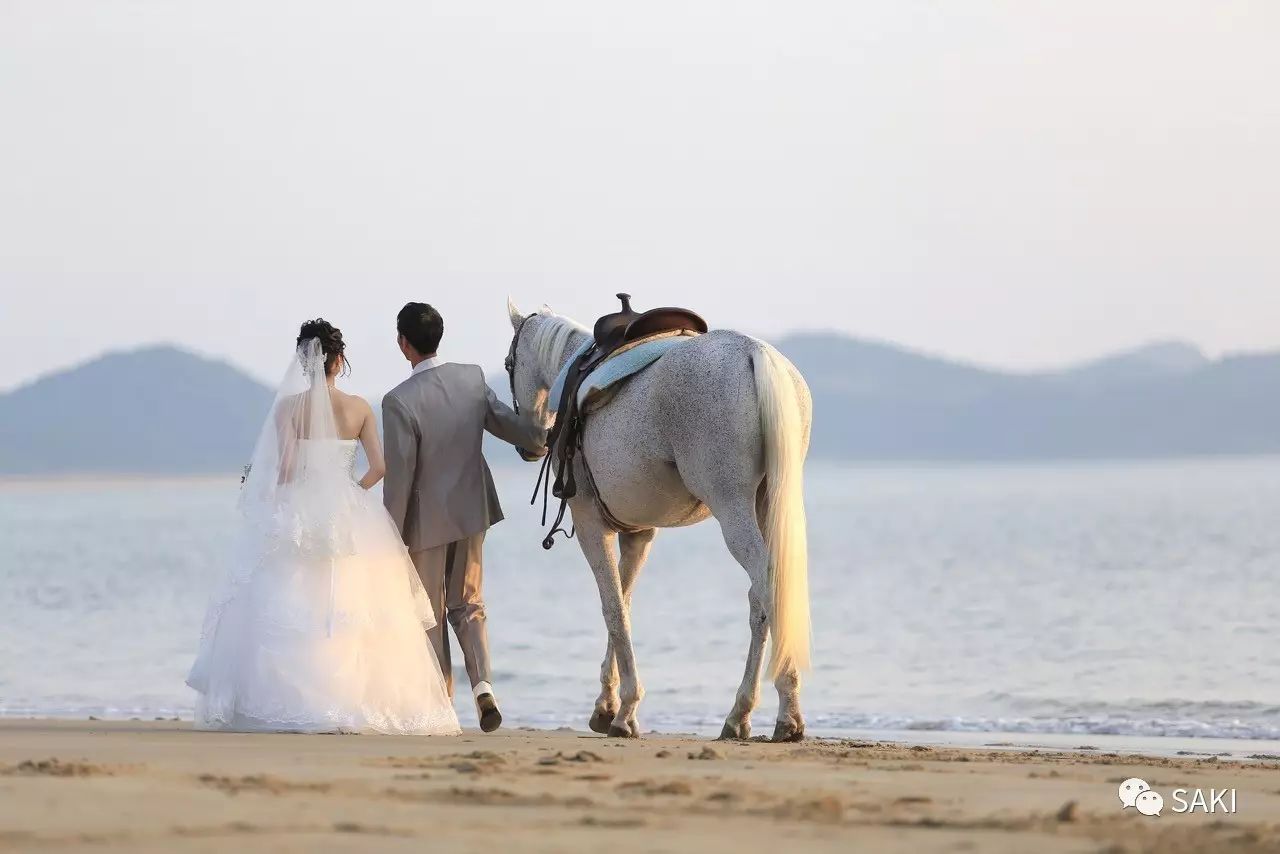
531 308 589 375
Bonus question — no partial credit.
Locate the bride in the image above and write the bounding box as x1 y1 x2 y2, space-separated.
186 320 461 735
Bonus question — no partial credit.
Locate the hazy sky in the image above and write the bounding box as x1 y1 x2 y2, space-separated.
2 2 1277 395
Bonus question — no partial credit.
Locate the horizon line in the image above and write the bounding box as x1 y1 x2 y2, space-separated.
3 332 1277 397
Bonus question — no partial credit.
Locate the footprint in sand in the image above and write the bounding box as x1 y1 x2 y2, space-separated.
197 774 331 796
618 779 694 797
536 750 606 768
687 747 724 761
1 758 122 777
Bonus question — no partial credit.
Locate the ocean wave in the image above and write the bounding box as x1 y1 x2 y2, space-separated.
503 693 1280 741
7 698 1280 741
976 692 1280 720
805 698 1280 741
802 713 1280 740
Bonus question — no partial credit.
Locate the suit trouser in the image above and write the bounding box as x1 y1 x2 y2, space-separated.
410 532 490 699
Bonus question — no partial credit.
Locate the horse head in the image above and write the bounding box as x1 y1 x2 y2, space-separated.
504 299 589 461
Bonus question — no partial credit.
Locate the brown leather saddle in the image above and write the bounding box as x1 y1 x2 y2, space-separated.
533 294 707 548
592 293 708 353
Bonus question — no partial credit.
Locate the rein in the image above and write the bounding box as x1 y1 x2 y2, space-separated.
505 314 576 549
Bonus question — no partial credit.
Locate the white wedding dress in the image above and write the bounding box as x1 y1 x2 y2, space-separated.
186 341 460 735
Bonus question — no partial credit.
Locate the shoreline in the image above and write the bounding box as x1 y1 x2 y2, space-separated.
5 452 1280 485
5 713 1280 761
1 720 1278 852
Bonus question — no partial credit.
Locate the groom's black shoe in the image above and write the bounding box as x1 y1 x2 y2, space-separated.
477 693 502 733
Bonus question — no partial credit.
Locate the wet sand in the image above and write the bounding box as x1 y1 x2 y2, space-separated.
1 720 1278 852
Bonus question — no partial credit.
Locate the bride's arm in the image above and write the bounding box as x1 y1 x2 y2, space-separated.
356 398 387 490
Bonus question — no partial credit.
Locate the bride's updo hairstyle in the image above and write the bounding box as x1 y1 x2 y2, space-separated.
297 318 350 376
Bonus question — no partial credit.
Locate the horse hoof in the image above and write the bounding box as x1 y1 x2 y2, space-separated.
771 720 805 743
589 710 617 734
718 720 751 741
607 724 639 739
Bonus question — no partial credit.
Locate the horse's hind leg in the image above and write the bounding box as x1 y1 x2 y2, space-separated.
714 496 805 742
590 528 655 735
771 662 804 743
721 587 768 740
714 503 771 741
573 508 645 738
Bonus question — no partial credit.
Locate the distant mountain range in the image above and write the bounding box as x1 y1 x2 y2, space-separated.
0 347 272 475
1 337 1277 474
780 335 1279 460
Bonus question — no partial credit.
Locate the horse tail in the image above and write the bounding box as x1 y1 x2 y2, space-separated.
751 341 812 679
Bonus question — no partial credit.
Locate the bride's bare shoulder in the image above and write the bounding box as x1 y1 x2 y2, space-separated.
333 388 373 414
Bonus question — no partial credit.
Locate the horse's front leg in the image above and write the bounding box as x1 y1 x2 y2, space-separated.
590 528 655 734
574 510 645 738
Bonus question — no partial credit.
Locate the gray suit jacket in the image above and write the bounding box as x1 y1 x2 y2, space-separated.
383 362 543 553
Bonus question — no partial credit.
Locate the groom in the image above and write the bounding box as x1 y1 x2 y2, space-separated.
383 302 546 733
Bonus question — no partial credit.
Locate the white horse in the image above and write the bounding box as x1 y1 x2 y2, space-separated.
503 301 813 741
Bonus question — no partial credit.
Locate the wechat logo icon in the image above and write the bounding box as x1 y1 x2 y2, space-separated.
1118 778 1238 817
1119 778 1163 817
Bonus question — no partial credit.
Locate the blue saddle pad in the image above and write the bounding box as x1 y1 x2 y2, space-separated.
549 336 693 412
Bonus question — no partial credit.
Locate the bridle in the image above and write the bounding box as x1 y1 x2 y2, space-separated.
504 313 546 468
504 311 576 548
504 312 535 420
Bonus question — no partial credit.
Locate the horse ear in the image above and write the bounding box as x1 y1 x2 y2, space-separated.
507 297 524 329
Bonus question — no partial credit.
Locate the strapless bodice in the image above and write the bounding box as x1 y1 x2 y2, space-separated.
298 439 358 477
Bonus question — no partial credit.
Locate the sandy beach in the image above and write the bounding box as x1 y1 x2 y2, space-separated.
0 721 1277 852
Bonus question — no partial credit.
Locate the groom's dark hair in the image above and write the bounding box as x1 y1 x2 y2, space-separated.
397 302 444 356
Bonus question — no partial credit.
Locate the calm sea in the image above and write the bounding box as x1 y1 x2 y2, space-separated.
3 458 1279 745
